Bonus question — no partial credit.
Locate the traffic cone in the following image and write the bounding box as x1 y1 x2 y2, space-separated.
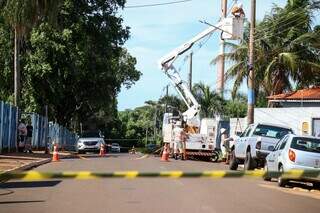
99 143 106 157
161 144 169 162
52 144 60 162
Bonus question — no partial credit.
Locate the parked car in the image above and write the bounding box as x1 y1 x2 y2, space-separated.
111 143 121 153
77 132 105 154
264 134 320 188
229 123 293 170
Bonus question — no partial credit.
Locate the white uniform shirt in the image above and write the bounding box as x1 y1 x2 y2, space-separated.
173 127 183 142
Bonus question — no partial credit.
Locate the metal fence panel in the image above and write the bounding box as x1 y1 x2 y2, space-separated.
0 101 18 153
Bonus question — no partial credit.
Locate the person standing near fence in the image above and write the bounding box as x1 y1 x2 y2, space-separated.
24 123 33 153
18 119 27 152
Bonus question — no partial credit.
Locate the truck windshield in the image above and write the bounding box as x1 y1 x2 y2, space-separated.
253 125 292 139
291 137 320 153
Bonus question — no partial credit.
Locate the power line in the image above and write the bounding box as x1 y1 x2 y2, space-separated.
125 0 192 9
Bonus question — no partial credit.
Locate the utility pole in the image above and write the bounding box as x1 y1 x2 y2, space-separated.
216 0 227 97
188 52 193 91
248 0 256 125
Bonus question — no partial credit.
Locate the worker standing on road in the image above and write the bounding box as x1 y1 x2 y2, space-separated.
220 128 228 162
181 125 189 160
173 121 183 160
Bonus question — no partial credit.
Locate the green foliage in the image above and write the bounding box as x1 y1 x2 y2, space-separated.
214 0 320 101
0 15 13 101
192 82 226 117
0 0 141 132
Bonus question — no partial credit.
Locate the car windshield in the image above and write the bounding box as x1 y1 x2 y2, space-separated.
112 143 119 147
81 132 101 138
291 137 320 153
252 125 292 139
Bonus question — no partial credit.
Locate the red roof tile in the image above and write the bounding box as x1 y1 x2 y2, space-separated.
267 87 320 100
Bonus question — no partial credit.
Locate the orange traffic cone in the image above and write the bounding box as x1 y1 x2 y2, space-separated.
161 144 170 162
52 144 60 162
99 143 106 157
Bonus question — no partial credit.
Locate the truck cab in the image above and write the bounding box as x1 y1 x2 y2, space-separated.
229 123 293 170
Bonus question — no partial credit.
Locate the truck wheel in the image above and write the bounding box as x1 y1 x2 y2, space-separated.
278 164 288 187
229 150 238 170
244 151 256 170
210 152 219 162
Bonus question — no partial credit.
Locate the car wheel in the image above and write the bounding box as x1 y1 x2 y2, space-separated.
229 150 239 170
263 164 272 181
313 182 320 189
244 151 256 170
278 164 288 187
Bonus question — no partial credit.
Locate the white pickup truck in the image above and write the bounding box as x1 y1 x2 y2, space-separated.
229 123 293 170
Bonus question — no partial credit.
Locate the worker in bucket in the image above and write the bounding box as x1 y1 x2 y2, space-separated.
231 3 245 18
173 121 184 160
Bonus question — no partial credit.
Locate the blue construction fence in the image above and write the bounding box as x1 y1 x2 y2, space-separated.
48 122 78 151
0 101 78 153
0 101 18 153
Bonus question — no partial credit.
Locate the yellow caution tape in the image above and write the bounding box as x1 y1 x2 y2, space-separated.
0 170 319 181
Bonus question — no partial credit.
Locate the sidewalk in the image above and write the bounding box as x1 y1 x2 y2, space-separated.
0 151 74 173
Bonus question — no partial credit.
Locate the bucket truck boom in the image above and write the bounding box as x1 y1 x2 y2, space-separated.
159 17 244 162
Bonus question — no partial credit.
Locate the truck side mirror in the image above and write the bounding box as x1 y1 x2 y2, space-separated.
236 131 242 136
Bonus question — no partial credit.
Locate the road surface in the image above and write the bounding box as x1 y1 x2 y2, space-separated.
0 153 319 213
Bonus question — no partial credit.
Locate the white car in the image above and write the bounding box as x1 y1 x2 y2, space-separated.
264 134 320 188
111 143 121 153
77 132 105 154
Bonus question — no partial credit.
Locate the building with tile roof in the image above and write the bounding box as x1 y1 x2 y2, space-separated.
267 87 320 107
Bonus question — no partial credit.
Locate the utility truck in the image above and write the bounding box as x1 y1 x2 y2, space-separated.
159 17 244 161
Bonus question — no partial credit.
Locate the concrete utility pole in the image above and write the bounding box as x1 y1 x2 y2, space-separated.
247 0 256 125
188 52 193 91
216 0 227 97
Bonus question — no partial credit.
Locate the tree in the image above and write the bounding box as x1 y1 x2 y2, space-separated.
1 0 61 106
192 82 225 117
0 0 141 134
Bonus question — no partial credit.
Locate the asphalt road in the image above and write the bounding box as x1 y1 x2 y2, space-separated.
0 153 319 213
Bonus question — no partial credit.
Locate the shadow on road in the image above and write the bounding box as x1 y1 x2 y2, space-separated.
0 180 61 189
269 179 317 190
0 200 45 204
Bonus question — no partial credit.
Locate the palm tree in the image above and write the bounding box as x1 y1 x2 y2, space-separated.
1 0 60 106
192 82 225 118
212 0 320 98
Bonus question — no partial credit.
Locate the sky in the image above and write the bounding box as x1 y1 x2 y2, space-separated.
116 0 312 111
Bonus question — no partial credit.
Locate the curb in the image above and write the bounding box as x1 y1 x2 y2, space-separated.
4 158 52 173
1 152 76 174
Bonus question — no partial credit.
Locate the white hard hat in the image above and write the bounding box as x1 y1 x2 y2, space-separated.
220 128 227 134
238 3 243 8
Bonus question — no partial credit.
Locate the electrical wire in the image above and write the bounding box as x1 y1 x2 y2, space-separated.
125 0 192 9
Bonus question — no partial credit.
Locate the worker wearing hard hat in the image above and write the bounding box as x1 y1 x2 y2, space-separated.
173 121 184 160
231 3 245 18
